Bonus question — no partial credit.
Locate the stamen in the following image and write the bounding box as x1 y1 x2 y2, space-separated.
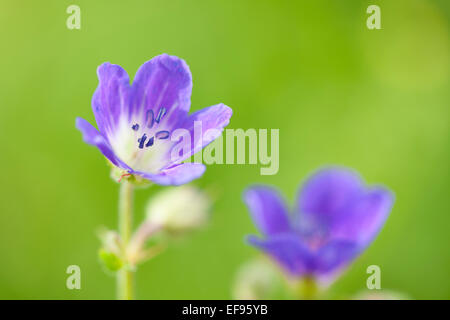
146 136 154 147
146 110 154 128
132 123 140 131
138 133 147 149
155 130 170 140
155 107 166 123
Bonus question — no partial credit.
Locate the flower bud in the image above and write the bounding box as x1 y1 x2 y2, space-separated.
97 229 124 272
232 259 287 300
146 186 211 234
353 290 410 300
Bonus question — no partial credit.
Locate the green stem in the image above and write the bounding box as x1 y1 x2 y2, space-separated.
298 277 318 300
117 180 134 300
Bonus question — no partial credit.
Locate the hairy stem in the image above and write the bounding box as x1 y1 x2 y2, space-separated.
117 180 134 300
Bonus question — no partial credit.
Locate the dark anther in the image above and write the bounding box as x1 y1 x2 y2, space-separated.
138 133 147 149
146 109 154 129
132 123 140 131
155 107 167 123
156 130 170 140
146 136 154 147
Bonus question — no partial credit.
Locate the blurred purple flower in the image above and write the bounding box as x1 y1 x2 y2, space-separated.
76 54 232 185
244 167 394 282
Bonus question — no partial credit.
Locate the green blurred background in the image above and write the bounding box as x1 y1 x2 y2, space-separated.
0 0 449 299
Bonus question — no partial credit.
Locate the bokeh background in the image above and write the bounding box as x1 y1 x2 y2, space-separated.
0 0 449 299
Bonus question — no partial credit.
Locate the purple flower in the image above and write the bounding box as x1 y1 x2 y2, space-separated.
76 54 232 185
244 167 394 282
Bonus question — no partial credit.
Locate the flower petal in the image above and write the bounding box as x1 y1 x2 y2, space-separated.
314 240 359 275
170 103 232 163
330 187 394 246
243 186 291 236
131 54 192 129
134 163 205 186
296 167 363 230
75 117 131 170
247 234 314 277
91 63 131 139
